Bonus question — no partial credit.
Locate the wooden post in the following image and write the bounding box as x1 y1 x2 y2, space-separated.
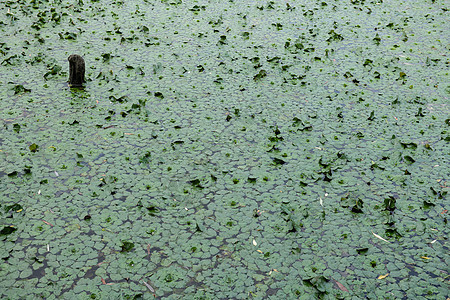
68 54 85 87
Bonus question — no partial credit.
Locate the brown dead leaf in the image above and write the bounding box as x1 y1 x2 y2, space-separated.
334 279 349 292
42 220 54 227
100 278 114 285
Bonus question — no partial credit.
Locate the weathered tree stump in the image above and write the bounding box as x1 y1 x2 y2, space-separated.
68 54 85 87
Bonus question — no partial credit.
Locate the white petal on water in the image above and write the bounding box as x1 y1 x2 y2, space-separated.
372 231 390 243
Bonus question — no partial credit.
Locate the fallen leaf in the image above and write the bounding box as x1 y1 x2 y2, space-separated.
101 278 107 284
256 249 263 253
142 280 155 292
378 273 389 279
420 256 431 259
372 231 390 243
42 220 54 227
252 239 257 246
334 279 349 292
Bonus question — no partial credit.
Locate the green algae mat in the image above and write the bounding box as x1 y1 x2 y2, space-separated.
0 0 448 298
